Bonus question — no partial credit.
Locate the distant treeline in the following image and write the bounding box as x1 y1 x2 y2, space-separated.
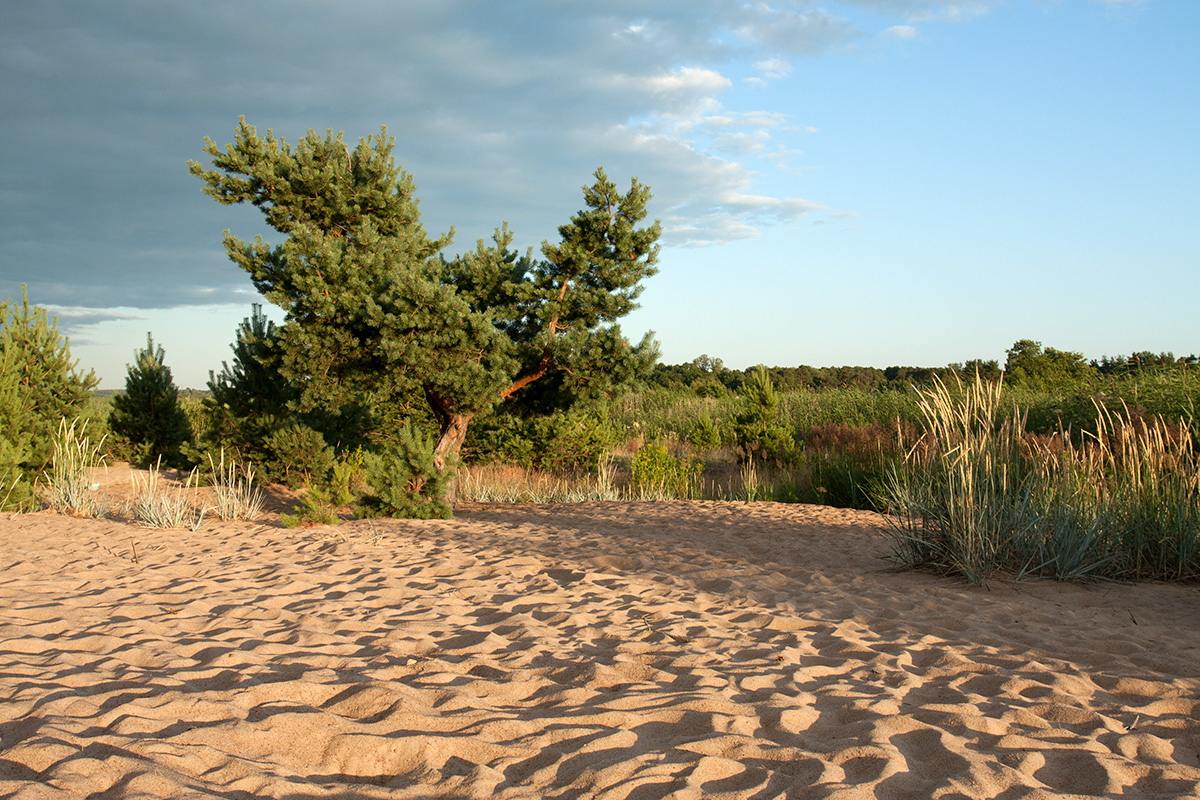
649 344 1198 394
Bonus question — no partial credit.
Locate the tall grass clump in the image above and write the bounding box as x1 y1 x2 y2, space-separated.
131 461 204 530
1029 404 1199 581
43 418 111 518
458 454 623 503
208 450 264 521
881 376 1038 584
883 375 1200 584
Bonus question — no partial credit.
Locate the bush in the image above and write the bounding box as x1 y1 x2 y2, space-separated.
109 334 193 469
203 304 297 474
282 456 360 527
360 423 453 519
630 441 704 500
688 413 722 452
464 407 620 473
0 352 34 510
263 423 337 488
734 366 798 467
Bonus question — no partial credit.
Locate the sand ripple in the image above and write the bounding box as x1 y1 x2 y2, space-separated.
1 501 1197 798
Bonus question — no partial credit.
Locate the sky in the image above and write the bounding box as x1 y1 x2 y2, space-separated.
2 0 1196 389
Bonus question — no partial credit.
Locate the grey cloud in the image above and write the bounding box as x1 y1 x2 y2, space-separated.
1 0 874 311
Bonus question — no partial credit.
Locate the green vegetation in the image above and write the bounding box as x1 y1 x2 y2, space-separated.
189 119 660 513
881 376 1199 584
5 133 1195 583
109 335 193 469
42 418 110 518
0 286 99 509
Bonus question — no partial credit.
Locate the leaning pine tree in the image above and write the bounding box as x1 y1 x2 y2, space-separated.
189 118 660 509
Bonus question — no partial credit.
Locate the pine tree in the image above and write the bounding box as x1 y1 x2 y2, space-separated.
734 366 796 466
190 119 660 502
1 286 99 469
0 287 98 508
203 304 296 475
109 334 193 468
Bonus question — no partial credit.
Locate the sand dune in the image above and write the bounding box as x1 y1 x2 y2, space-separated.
1 492 1198 798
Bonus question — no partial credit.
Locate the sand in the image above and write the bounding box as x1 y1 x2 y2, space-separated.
1 467 1198 798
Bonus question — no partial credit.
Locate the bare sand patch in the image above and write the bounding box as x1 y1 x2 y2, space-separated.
1 498 1197 798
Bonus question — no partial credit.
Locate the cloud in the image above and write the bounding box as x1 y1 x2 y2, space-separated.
753 57 793 80
735 5 861 54
42 307 144 332
844 1 999 22
883 24 920 38
0 0 886 312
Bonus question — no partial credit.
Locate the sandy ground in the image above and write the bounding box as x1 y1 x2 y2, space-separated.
1 465 1198 799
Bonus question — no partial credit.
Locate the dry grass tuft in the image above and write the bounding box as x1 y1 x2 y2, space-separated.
208 451 264 521
42 418 111 518
130 461 204 530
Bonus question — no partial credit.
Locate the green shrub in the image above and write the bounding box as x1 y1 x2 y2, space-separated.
0 351 34 510
734 366 798 467
0 287 99 508
630 441 704 500
688 413 722 452
465 407 619 473
282 456 359 527
359 423 453 519
203 304 298 475
263 423 336 488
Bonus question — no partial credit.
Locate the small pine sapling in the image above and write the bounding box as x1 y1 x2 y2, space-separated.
109 335 193 469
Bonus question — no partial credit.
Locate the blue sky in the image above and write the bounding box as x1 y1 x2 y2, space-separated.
1 0 1195 389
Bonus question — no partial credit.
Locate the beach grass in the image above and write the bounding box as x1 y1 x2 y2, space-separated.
880 376 1200 584
42 417 111 518
130 461 204 530
208 450 264 521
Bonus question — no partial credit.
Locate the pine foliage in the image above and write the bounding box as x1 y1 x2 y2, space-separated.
734 366 797 466
0 287 98 509
190 119 662 511
360 423 453 520
204 304 296 475
109 334 193 468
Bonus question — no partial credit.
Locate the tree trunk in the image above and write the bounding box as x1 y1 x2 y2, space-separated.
432 411 472 505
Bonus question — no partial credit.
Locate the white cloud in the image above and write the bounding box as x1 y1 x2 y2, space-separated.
640 66 733 94
753 57 793 80
736 5 861 54
883 24 920 38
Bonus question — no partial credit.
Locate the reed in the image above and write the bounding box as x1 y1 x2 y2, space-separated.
1029 403 1200 580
